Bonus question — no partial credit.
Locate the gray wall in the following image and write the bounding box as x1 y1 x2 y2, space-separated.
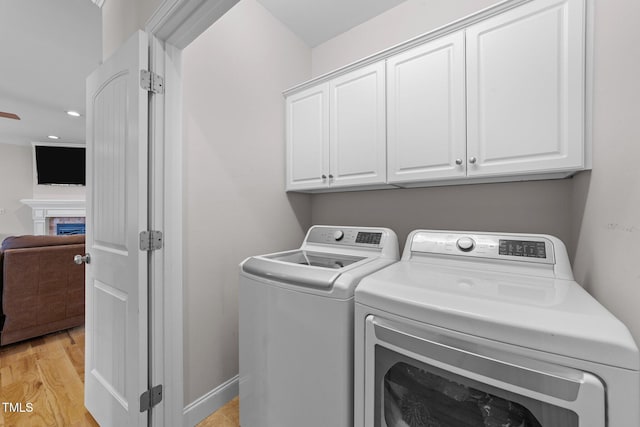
571 0 640 343
181 0 311 405
310 0 640 345
312 180 574 254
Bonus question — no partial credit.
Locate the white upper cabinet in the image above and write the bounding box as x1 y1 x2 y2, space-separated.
466 0 586 177
284 0 589 192
286 62 387 192
286 84 330 191
387 31 467 184
329 62 387 188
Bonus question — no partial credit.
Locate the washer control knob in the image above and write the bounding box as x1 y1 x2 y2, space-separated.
456 237 475 252
334 230 344 241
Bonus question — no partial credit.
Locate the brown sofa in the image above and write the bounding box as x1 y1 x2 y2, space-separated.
0 234 85 345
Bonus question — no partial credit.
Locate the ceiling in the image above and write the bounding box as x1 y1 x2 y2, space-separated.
0 0 101 146
255 0 407 47
0 0 405 147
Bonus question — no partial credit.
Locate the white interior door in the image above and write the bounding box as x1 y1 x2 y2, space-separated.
85 30 149 427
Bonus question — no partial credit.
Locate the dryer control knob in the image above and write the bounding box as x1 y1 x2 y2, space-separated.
457 237 475 252
334 230 345 241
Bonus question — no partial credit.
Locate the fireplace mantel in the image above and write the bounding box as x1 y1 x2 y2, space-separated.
21 199 86 235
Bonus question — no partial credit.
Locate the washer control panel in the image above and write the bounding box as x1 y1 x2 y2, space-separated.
411 231 555 264
307 227 384 248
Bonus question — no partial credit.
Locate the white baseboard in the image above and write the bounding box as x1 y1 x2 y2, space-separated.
183 375 239 427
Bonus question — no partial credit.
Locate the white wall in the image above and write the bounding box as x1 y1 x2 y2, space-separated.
0 142 85 239
310 0 640 347
181 0 311 407
32 182 85 200
101 0 163 60
0 144 34 239
571 0 640 343
312 0 499 77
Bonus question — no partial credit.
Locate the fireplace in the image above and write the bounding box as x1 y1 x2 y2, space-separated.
21 199 86 236
49 216 86 235
56 223 86 235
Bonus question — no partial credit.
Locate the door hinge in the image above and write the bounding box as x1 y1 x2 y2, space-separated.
140 70 164 94
140 384 163 412
140 230 163 251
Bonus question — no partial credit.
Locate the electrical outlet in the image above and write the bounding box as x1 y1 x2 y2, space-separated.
0 208 5 215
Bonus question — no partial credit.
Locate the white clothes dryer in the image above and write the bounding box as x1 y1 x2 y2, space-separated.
239 225 399 427
354 230 639 427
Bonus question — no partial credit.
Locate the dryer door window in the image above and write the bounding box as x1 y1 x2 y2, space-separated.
377 348 577 427
363 316 606 427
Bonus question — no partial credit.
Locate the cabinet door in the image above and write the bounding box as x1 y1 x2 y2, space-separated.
286 84 330 191
387 32 466 184
466 0 585 177
329 62 386 188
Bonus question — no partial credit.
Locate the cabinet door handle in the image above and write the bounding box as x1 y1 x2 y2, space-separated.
328 174 334 179
322 174 327 179
455 159 463 165
469 157 477 164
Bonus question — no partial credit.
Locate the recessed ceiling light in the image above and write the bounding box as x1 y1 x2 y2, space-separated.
48 135 60 140
66 110 81 117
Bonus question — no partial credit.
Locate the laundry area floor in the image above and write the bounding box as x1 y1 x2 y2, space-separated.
198 397 239 426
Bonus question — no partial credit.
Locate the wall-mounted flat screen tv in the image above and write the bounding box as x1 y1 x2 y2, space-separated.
35 145 86 186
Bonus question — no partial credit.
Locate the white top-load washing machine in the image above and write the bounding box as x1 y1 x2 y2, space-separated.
354 230 639 427
239 225 399 427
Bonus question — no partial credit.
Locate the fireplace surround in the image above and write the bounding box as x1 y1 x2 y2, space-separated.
21 199 86 235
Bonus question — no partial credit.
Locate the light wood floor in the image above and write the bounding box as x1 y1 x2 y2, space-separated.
0 327 238 427
0 326 98 427
197 397 239 427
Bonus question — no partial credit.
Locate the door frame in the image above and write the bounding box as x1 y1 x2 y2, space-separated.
144 1 239 426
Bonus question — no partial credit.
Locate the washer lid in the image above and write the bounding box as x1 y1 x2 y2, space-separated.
242 249 368 289
356 261 640 370
265 250 365 269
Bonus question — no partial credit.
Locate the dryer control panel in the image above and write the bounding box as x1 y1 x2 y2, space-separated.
410 231 556 265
